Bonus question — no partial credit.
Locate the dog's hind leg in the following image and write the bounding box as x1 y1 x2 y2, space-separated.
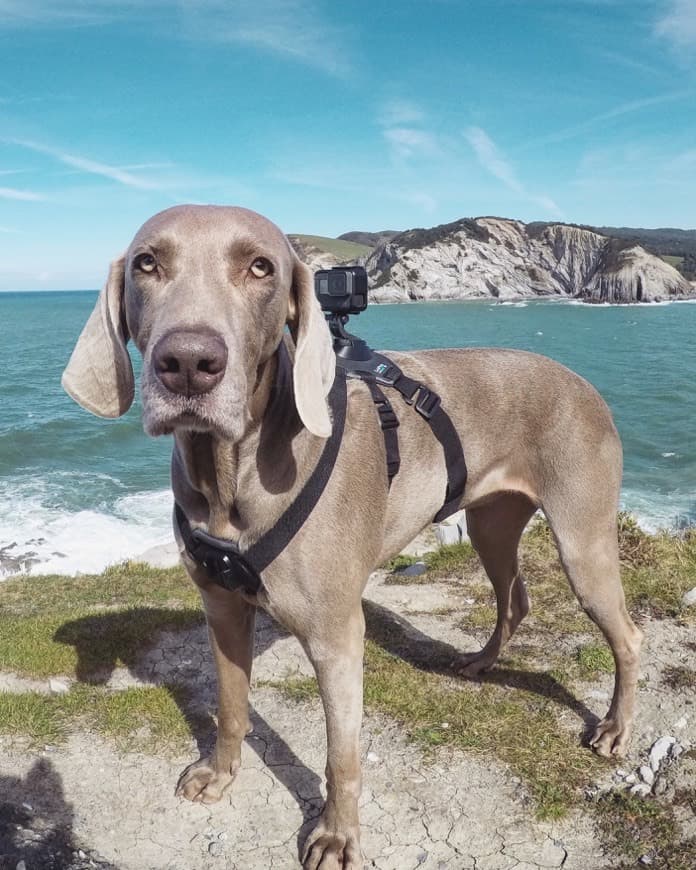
544 499 642 757
460 492 537 676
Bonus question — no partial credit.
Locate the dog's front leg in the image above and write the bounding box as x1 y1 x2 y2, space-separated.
301 608 365 870
177 582 255 803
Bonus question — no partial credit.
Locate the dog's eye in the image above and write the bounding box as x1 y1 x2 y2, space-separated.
135 254 157 274
250 257 273 278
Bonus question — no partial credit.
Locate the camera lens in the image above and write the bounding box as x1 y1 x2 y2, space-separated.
328 272 348 296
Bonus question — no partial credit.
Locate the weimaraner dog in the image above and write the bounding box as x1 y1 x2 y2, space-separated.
63 205 642 869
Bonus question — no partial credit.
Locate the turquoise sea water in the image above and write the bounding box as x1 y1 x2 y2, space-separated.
1 291 694 576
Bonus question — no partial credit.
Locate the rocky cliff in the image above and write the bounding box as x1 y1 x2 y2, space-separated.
364 218 693 303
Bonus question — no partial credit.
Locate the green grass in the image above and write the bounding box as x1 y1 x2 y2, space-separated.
423 541 477 578
576 643 615 679
0 562 203 679
288 234 373 261
660 254 684 269
0 684 195 751
0 691 67 744
384 541 477 584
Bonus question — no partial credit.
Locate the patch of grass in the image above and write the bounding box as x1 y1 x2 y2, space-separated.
460 604 497 630
576 643 614 679
662 665 696 690
288 234 372 261
617 514 660 568
90 685 193 750
0 691 66 744
423 541 477 579
0 684 195 751
0 607 204 679
362 642 600 819
0 562 204 679
383 554 418 573
260 677 319 702
596 791 696 870
0 562 200 614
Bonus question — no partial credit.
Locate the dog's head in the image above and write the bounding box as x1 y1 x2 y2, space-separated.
62 205 336 440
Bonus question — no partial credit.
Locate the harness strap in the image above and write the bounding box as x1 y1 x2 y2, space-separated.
362 378 400 482
176 364 348 594
348 353 467 523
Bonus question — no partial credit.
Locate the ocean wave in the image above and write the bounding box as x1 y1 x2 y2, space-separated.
620 488 696 533
0 479 173 578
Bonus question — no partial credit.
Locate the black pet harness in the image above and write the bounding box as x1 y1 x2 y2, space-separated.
176 347 466 596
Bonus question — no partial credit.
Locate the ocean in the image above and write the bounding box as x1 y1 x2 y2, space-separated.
1 291 695 578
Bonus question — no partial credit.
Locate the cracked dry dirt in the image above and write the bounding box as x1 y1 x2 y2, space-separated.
1 556 695 870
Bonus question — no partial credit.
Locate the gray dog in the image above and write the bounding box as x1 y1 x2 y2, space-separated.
63 205 642 869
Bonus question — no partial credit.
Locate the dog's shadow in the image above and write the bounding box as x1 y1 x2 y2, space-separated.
362 599 599 734
53 596 598 857
53 609 324 849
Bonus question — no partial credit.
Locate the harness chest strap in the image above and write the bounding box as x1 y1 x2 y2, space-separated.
176 350 467 594
176 364 348 596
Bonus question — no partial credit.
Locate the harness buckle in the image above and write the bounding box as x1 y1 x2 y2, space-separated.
414 387 441 420
375 399 399 430
374 363 403 388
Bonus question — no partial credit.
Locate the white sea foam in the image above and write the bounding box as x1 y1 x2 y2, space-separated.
620 488 695 533
0 479 173 578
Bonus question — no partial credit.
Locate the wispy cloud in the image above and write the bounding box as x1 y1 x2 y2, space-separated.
8 139 162 190
383 127 441 160
0 185 46 201
655 0 696 51
377 100 442 163
521 90 693 149
0 1 350 75
464 126 562 217
0 224 18 232
380 99 426 126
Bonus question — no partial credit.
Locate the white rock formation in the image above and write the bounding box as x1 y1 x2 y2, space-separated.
365 218 693 304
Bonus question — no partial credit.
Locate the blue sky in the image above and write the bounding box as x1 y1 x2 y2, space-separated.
1 0 695 289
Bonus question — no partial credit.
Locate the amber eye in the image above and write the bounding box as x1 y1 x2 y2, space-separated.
135 253 157 273
250 257 273 278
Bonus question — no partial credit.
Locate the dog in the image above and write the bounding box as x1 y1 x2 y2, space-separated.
63 205 642 869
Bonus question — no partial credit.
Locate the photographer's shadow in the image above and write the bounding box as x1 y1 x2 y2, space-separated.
0 758 117 869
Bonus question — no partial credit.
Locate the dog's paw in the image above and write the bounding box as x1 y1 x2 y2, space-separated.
302 820 362 870
590 716 631 757
175 757 238 804
457 649 498 677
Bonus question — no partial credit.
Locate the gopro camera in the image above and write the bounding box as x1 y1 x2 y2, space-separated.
314 266 368 315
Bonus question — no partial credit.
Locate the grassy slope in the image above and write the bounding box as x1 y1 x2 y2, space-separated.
288 234 373 261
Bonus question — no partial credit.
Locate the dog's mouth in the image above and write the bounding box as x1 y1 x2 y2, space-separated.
141 378 246 441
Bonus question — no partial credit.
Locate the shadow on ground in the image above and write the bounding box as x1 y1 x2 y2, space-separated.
53 609 322 860
363 599 600 732
0 759 117 870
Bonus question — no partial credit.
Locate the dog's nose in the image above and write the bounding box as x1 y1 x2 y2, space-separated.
152 330 228 397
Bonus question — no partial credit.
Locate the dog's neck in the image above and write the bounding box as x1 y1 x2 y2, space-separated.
172 340 326 544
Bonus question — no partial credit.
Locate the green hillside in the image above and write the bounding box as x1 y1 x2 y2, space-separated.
288 234 373 261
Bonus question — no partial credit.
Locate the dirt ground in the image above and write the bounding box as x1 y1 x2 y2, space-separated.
0 555 694 870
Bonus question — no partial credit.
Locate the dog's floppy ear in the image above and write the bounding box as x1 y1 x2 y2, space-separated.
288 257 336 438
61 255 134 418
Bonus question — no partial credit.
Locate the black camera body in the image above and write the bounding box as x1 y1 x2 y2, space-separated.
314 266 368 315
